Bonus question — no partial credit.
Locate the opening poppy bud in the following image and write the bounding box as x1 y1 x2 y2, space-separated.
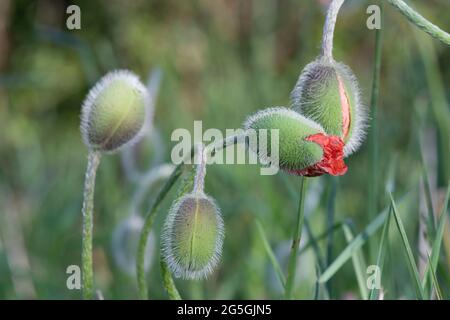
161 193 224 280
81 70 148 153
243 107 347 177
290 58 367 156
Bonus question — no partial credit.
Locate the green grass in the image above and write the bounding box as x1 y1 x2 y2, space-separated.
389 192 425 300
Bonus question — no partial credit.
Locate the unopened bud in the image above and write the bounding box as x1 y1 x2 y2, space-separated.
81 70 148 153
161 193 224 280
290 58 367 156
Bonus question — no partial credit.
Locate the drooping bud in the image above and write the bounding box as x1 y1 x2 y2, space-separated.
244 107 347 177
161 192 224 279
81 70 148 153
290 58 367 156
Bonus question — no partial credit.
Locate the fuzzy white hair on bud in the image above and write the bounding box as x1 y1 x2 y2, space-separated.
290 58 368 156
81 70 150 153
161 192 225 280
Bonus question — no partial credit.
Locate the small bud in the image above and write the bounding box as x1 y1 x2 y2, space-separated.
162 193 224 279
244 107 347 176
290 58 367 156
81 70 148 153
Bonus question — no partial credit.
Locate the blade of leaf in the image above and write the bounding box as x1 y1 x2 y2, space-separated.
426 252 443 300
298 222 343 256
369 204 392 300
319 208 388 283
421 182 450 292
419 140 436 238
319 192 412 284
343 224 368 300
389 192 425 300
255 219 286 289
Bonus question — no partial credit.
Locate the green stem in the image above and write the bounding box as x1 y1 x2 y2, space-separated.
137 163 183 299
285 177 307 299
81 151 101 300
386 0 450 46
160 260 182 300
368 2 383 261
325 176 337 296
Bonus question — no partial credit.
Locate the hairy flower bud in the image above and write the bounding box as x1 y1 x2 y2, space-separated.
244 107 347 176
81 70 148 153
162 192 224 280
290 58 367 156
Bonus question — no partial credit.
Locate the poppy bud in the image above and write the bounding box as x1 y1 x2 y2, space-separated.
161 193 224 280
244 107 347 177
81 70 148 153
290 58 367 156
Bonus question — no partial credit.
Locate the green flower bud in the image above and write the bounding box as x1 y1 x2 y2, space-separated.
244 107 347 176
290 58 367 156
81 70 148 153
162 192 224 279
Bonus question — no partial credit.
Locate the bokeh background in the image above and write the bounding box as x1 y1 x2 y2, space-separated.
0 0 449 299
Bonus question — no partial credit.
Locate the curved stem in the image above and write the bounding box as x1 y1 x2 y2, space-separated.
81 151 101 300
137 163 184 299
160 259 182 300
285 177 307 299
193 143 207 194
321 0 345 61
387 0 450 46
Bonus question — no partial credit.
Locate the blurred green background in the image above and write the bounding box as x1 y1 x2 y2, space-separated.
0 0 449 299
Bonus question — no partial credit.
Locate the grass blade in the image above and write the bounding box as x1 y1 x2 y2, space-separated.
319 207 389 283
421 182 450 292
426 253 443 300
255 219 286 289
369 205 392 300
419 141 437 238
389 192 425 299
414 31 450 181
342 224 368 300
319 192 412 284
298 222 344 256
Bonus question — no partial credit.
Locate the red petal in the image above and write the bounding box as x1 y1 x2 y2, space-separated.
290 133 348 177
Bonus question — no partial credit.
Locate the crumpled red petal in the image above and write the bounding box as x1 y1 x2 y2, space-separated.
290 133 348 177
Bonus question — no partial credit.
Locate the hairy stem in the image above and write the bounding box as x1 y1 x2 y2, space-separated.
387 0 450 46
321 0 345 61
285 177 307 299
81 151 101 300
193 144 207 194
322 0 450 62
137 163 184 299
160 260 182 300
